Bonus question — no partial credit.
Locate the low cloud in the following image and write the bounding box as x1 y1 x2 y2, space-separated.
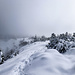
0 0 75 38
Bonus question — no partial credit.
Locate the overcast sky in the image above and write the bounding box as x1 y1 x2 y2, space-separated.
0 0 75 37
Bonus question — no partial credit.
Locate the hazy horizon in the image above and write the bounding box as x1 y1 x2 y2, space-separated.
0 0 75 38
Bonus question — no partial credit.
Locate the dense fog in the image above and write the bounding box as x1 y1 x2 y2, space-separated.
0 0 75 38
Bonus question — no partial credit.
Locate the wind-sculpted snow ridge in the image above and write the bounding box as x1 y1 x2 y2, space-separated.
0 41 75 75
11 47 75 75
21 49 75 75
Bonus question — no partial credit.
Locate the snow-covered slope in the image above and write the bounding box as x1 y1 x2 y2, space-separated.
0 41 48 75
23 49 75 75
0 41 75 75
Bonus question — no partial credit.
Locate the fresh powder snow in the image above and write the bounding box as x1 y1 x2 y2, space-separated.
0 41 75 75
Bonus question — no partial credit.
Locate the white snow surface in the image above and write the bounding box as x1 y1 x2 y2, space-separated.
0 41 75 75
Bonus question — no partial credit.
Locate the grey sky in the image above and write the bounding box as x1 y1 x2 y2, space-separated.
0 0 75 37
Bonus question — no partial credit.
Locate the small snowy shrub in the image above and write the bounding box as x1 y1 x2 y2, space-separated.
46 32 75 53
19 41 28 47
40 36 47 41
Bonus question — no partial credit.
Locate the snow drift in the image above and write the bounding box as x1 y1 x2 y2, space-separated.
23 49 75 75
0 40 75 75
